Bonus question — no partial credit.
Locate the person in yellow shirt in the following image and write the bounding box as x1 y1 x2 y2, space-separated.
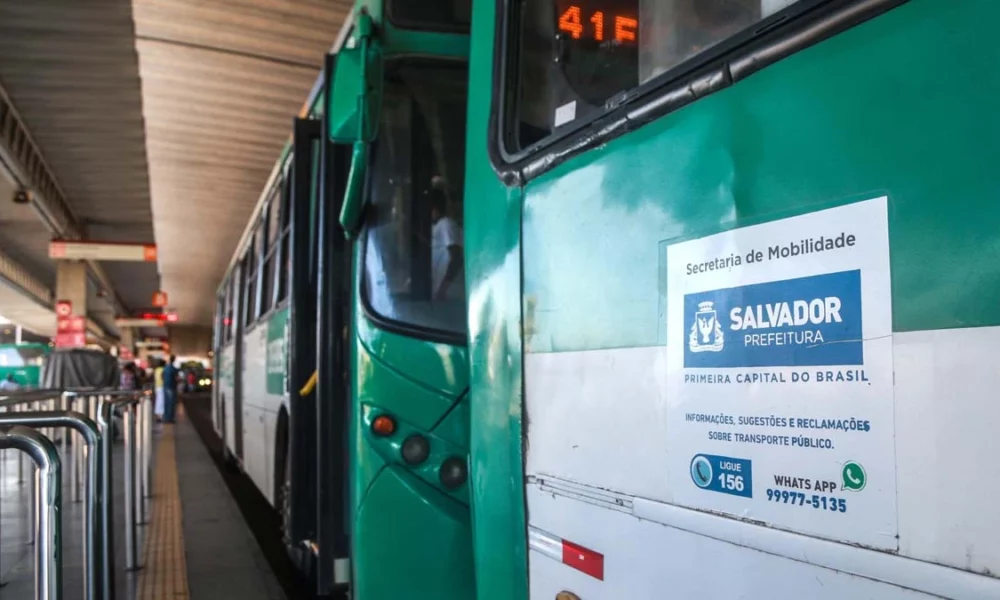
154 359 165 422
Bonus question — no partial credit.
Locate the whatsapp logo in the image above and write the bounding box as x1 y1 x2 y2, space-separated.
842 461 867 491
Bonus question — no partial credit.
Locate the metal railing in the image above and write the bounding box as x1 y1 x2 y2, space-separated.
0 409 101 600
0 425 61 600
0 387 154 600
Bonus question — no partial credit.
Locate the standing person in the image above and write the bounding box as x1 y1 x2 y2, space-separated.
162 355 179 423
134 362 148 390
120 363 137 391
429 184 464 302
154 359 165 423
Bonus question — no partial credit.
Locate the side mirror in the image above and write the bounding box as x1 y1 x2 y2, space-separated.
326 11 382 238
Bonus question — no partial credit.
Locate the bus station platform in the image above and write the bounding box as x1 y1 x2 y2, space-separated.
0 400 284 600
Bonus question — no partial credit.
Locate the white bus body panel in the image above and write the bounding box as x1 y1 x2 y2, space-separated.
523 327 1000 599
219 343 237 458
242 319 286 506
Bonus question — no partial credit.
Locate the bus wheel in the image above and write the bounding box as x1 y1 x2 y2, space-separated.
277 442 311 578
220 398 239 471
278 446 293 549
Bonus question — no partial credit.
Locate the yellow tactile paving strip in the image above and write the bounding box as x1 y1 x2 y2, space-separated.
136 423 190 599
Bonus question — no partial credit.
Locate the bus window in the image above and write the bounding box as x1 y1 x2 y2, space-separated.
261 251 275 314
224 275 235 342
267 186 282 247
507 0 800 151
275 177 292 302
362 62 468 338
216 295 225 343
0 348 16 367
14 346 45 366
387 0 471 31
244 241 258 327
0 346 44 367
261 185 283 314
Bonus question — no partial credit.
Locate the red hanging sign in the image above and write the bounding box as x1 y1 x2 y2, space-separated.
55 300 86 348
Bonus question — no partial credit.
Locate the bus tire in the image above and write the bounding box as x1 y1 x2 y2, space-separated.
220 397 239 471
276 430 312 580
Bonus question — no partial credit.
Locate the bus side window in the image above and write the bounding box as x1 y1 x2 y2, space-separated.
277 173 292 303
224 275 235 342
261 182 283 313
243 239 257 327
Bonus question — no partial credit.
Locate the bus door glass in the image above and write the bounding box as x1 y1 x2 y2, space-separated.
362 61 469 338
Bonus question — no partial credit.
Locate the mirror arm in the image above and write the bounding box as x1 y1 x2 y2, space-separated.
355 35 370 141
339 141 368 239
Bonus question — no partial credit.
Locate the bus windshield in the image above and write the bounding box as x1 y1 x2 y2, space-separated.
0 345 46 367
510 0 802 150
362 61 468 339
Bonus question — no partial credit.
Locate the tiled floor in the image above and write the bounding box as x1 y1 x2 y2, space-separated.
136 422 189 599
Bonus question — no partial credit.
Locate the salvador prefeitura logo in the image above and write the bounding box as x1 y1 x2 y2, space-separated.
689 301 725 353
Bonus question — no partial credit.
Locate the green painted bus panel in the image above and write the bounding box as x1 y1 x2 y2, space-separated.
462 0 530 591
359 401 470 504
351 287 474 600
464 184 529 600
466 0 1000 598
522 0 1000 354
265 308 289 394
352 465 474 599
0 366 40 388
350 249 474 597
384 29 469 59
355 336 458 436
356 314 469 398
431 394 469 449
0 343 50 388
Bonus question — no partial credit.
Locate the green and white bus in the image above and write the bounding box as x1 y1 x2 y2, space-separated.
217 0 1000 598
0 342 49 389
462 0 1000 599
213 0 473 597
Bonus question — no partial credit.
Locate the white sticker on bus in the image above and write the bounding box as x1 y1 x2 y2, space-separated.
554 101 577 128
664 197 896 550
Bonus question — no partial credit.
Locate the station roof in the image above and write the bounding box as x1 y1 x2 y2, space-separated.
0 0 350 337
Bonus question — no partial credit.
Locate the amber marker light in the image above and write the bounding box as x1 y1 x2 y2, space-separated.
371 415 396 437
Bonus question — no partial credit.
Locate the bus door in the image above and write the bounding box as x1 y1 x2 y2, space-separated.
287 106 352 594
315 56 353 593
286 117 322 568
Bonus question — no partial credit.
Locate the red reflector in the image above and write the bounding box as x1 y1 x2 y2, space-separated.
561 539 604 581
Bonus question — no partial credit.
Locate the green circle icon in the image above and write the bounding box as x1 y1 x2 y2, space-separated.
842 461 867 491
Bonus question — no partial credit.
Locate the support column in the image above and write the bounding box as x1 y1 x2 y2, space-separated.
56 260 88 326
120 327 135 359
